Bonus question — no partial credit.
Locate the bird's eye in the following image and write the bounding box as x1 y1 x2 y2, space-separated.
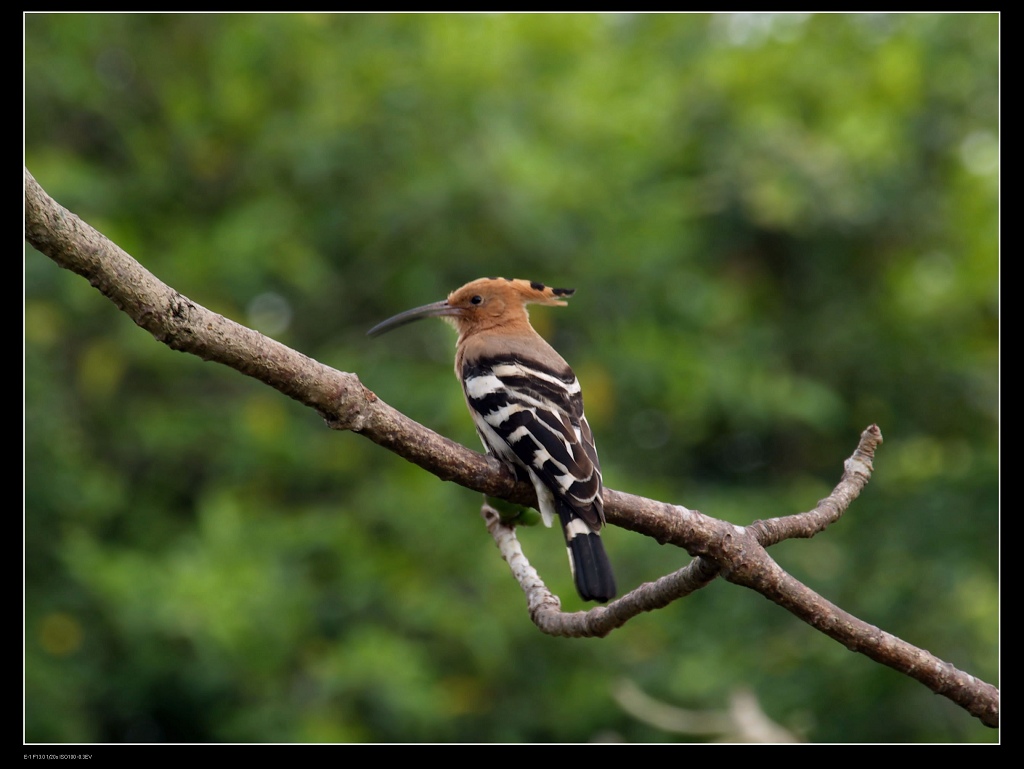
470 295 483 305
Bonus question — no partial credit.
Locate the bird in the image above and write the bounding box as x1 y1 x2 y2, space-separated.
368 277 617 603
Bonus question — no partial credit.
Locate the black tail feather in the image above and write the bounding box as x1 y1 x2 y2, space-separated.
565 530 617 603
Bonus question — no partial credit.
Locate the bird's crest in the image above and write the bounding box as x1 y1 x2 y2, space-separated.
449 278 575 309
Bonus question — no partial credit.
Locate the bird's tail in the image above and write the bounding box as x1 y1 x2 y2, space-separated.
558 507 617 603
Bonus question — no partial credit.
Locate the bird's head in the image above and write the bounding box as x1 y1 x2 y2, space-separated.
367 278 575 339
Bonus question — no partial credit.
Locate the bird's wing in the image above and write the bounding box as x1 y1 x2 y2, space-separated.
462 357 604 530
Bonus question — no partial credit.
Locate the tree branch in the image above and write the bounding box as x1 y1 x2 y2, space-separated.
24 167 998 728
612 681 800 742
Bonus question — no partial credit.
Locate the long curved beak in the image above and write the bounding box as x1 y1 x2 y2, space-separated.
367 300 461 337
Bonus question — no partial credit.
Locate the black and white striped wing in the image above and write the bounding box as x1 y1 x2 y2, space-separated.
462 355 616 603
461 357 604 530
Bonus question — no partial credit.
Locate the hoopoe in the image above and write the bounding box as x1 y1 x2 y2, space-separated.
368 278 617 603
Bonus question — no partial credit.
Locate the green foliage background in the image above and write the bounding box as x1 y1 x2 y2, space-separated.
25 13 998 743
